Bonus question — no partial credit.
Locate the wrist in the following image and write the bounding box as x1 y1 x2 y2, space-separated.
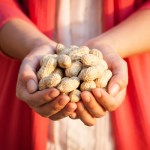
86 33 119 54
30 38 57 53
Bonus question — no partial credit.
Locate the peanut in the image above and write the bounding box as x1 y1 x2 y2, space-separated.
38 76 49 90
69 46 90 60
69 89 81 102
53 68 64 78
89 49 103 59
57 77 80 93
46 73 62 88
95 69 112 88
65 61 82 77
40 54 58 66
58 45 78 55
80 81 96 91
96 60 108 77
37 57 57 79
56 43 65 54
81 54 100 66
57 54 72 68
78 66 100 81
38 73 62 90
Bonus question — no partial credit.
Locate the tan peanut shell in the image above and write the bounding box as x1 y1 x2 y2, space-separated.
96 60 108 77
69 89 81 102
37 57 57 79
40 54 58 66
89 49 103 59
78 66 100 81
59 47 73 55
59 45 79 55
81 54 100 66
56 43 65 54
80 81 96 91
57 54 72 68
69 46 90 60
46 73 62 88
53 68 64 78
65 61 82 77
57 77 80 93
95 69 112 88
38 76 49 90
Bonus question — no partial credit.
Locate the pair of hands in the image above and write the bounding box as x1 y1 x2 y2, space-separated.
16 41 128 126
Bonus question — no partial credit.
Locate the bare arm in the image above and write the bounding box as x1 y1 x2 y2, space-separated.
87 9 150 58
0 19 56 59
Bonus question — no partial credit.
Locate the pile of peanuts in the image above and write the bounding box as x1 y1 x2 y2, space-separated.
37 44 112 102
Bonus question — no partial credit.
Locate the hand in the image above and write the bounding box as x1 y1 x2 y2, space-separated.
70 43 128 126
16 44 77 120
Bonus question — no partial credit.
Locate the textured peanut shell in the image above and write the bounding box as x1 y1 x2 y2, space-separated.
96 60 108 77
40 54 58 66
78 66 99 81
65 61 82 77
56 43 65 54
59 46 79 55
80 81 96 91
57 77 80 93
58 54 72 68
89 49 103 59
53 68 64 78
46 73 62 88
37 57 57 79
69 46 90 60
69 89 81 102
38 76 49 90
95 69 112 88
81 54 100 66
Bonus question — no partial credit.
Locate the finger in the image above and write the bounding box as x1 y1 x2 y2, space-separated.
81 91 106 118
92 88 125 111
49 102 77 120
107 56 128 96
34 94 70 117
69 112 78 119
76 102 96 126
23 88 60 107
18 58 39 94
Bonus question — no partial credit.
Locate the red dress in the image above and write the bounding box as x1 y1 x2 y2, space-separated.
0 0 150 150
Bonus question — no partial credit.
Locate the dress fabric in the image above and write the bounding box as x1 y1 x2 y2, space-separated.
0 0 150 150
52 1 114 150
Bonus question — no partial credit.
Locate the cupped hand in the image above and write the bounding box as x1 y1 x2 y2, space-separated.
70 43 128 126
16 44 77 120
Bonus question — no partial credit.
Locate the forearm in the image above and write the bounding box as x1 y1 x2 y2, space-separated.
0 19 57 59
93 9 150 58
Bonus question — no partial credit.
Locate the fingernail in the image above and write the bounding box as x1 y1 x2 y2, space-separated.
70 113 77 119
49 89 59 99
109 84 120 96
59 98 69 106
84 93 91 102
27 79 37 93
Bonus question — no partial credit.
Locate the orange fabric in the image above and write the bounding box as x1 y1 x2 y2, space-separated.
0 0 150 150
102 0 150 149
0 0 56 150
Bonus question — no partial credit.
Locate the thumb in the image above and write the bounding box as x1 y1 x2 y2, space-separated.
19 58 39 94
108 70 128 96
26 79 38 93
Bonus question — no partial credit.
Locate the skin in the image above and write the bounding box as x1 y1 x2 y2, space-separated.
0 9 150 126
